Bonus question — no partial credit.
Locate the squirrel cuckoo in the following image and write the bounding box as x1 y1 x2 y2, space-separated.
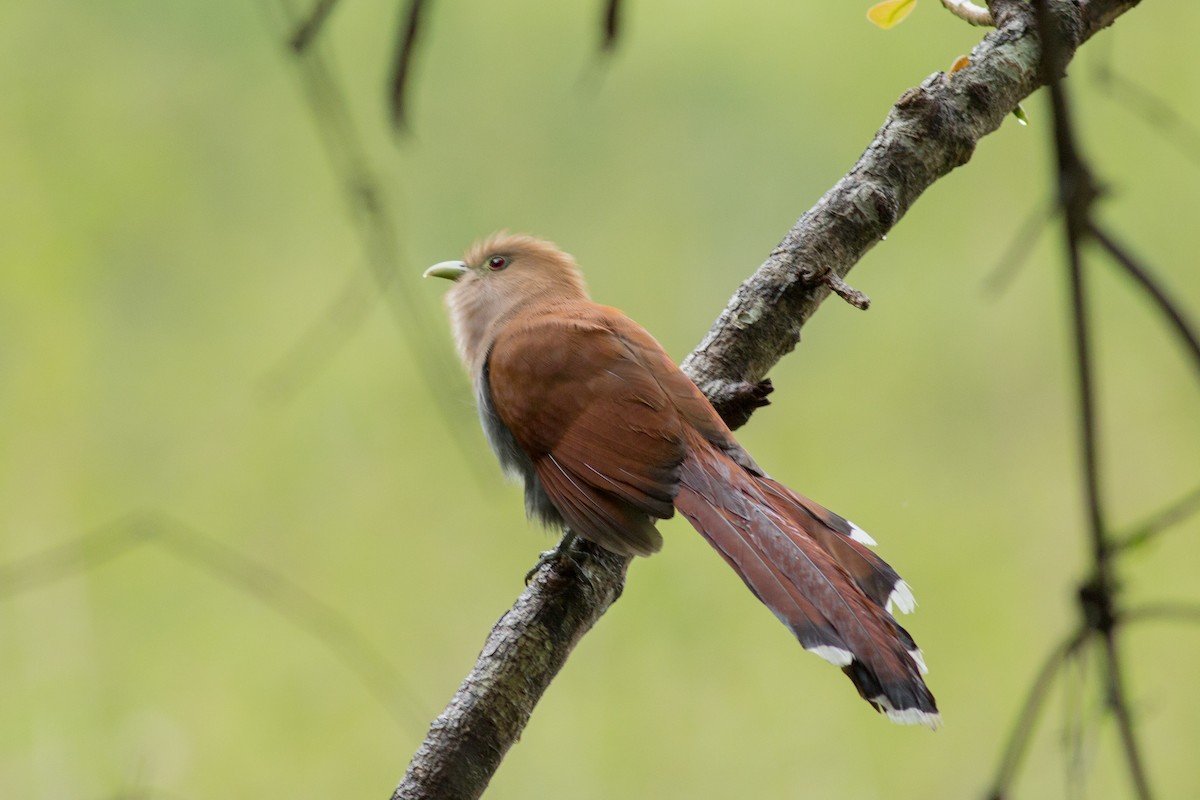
425 233 939 727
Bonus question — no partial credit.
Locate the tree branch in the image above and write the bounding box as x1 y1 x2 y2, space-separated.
394 1 1143 796
389 0 429 131
992 1 1156 796
681 0 1136 399
394 540 629 800
289 0 343 52
1117 482 1200 552
986 625 1090 800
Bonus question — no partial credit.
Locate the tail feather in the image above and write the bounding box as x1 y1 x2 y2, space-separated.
674 433 939 727
757 477 910 614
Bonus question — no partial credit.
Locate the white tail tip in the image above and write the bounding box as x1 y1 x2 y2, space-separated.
805 644 855 667
847 520 877 547
886 580 917 615
872 694 942 729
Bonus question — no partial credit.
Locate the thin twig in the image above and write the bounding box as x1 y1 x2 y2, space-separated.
263 0 492 485
601 0 622 51
1099 631 1151 800
153 513 430 728
1058 98 1104 594
1121 603 1200 626
982 195 1055 297
1116 482 1200 552
1088 222 1200 381
0 511 427 729
1061 639 1094 800
0 513 157 596
256 263 379 402
986 625 1089 800
1092 53 1200 171
1033 0 1154 795
289 0 343 52
823 271 871 309
390 0 428 131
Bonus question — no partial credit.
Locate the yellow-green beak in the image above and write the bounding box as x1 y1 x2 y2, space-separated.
423 260 469 281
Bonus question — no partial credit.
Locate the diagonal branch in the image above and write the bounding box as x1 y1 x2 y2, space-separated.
0 510 426 728
389 0 429 131
1088 222 1200 380
986 625 1090 800
681 0 1137 400
1117 482 1200 551
289 0 344 52
394 540 629 800
1122 603 1200 626
601 0 623 51
394 1 1144 797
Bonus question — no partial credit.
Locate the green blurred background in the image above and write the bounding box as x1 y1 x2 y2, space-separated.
3 1 1199 797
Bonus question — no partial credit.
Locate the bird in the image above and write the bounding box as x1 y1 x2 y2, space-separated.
424 232 939 727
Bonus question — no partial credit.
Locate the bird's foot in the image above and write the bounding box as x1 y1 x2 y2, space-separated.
707 379 773 431
525 531 579 585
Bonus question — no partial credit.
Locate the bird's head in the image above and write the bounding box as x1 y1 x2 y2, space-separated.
425 232 590 375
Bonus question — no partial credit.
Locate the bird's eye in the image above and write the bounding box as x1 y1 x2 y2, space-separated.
487 255 508 271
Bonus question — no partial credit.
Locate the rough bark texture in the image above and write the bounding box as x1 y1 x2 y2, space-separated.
393 540 629 800
681 0 1137 400
394 1 1141 797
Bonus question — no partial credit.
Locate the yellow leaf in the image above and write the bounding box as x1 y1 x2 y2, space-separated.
948 55 970 75
867 0 917 29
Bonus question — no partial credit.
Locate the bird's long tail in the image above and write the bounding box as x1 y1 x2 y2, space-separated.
673 431 940 727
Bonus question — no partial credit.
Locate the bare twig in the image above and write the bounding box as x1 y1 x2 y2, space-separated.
823 271 871 310
1092 52 1200 170
601 0 622 51
982 195 1055 297
0 511 425 728
0 513 156 596
289 0 344 52
1034 0 1104 586
986 625 1089 800
262 0 491 484
1121 603 1200 626
1117 483 1200 551
1060 640 1095 800
1021 0 1155 796
1088 222 1200 380
257 264 379 402
390 0 429 131
1100 632 1151 800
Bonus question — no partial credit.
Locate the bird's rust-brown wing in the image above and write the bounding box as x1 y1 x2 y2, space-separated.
486 303 690 556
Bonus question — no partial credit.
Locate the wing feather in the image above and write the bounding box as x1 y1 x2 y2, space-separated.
487 305 688 555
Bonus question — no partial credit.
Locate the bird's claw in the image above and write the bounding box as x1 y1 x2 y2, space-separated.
524 532 579 585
